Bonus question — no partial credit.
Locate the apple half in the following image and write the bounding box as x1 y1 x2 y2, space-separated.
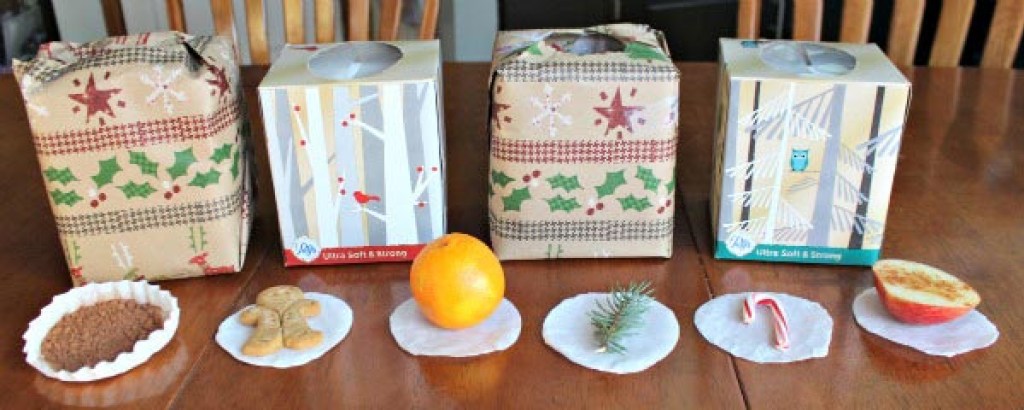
872 259 980 325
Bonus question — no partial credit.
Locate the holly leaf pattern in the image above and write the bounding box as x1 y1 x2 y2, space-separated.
231 148 241 180
211 143 233 164
546 195 581 213
491 170 515 188
167 148 197 180
665 174 676 193
50 189 83 206
526 42 543 56
547 173 582 193
502 187 531 211
595 170 627 198
189 169 222 188
618 194 653 212
91 157 122 188
625 42 668 62
44 166 77 185
129 151 160 177
635 166 661 192
119 181 157 199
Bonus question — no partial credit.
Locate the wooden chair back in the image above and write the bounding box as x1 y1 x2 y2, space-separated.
101 0 440 65
737 0 1024 68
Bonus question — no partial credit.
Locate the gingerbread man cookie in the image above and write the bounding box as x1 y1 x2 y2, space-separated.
239 286 324 356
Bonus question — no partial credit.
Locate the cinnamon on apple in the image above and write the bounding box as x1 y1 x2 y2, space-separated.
872 259 980 325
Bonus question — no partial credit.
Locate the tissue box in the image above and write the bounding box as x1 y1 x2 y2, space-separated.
259 41 445 265
711 39 911 265
488 24 680 260
14 32 253 284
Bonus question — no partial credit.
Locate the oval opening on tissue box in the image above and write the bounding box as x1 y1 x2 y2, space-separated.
307 43 402 80
546 33 625 56
760 42 856 76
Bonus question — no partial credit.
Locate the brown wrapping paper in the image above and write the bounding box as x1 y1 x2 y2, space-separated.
14 32 252 284
488 24 679 259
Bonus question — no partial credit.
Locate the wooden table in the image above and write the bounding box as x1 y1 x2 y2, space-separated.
1 63 1021 409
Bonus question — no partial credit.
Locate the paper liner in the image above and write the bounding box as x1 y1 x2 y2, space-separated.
215 292 352 368
22 281 180 382
542 293 679 374
694 292 832 363
390 298 521 357
853 288 998 357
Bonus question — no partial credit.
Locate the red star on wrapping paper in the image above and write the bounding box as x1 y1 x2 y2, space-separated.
67 74 122 124
206 65 230 97
593 88 643 137
491 103 512 130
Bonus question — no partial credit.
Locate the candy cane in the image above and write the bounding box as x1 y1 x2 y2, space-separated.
742 293 790 351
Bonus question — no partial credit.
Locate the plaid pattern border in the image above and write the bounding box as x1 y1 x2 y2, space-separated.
490 213 674 241
34 100 241 156
491 136 677 164
55 186 243 236
18 47 187 86
496 61 678 83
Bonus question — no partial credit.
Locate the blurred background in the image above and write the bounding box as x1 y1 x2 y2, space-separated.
1 0 1021 69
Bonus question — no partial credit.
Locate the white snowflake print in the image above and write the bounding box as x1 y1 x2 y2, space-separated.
531 84 572 137
140 66 186 114
26 102 49 117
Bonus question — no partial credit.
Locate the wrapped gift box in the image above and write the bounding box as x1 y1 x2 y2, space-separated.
14 32 253 284
488 24 680 260
259 41 445 265
711 39 911 265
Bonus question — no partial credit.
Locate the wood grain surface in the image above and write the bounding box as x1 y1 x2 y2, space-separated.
0 63 1021 409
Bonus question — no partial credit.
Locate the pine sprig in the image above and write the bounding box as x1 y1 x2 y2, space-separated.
589 281 654 354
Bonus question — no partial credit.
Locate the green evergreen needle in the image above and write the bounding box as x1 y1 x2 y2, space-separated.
589 281 654 354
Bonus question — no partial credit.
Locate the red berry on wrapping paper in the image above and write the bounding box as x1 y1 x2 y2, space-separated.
293 105 301 112
90 200 99 208
596 203 604 210
594 119 602 125
300 140 306 146
173 185 181 193
98 193 107 201
630 88 637 97
337 177 344 182
532 170 541 178
586 208 595 216
666 199 673 206
340 189 347 195
349 113 356 119
417 166 424 173
418 202 426 208
600 92 607 100
164 192 173 200
657 207 665 214
431 166 438 172
522 175 531 183
341 120 348 127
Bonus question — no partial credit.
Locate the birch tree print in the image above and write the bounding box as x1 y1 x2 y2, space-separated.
835 86 901 248
724 82 834 245
264 81 442 250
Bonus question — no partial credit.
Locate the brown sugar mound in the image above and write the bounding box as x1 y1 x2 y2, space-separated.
41 299 165 372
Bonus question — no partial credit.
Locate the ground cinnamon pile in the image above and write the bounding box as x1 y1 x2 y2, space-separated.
42 299 164 372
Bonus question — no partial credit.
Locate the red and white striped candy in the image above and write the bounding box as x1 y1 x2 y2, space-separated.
741 293 790 351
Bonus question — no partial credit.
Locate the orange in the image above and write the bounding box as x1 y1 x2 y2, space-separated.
410 233 505 329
